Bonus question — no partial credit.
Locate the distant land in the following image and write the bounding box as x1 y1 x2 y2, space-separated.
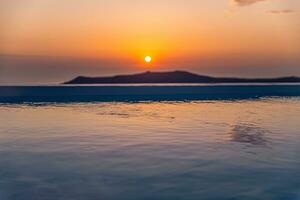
64 71 300 84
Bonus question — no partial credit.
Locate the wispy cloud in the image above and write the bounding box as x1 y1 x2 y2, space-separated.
232 0 268 6
266 9 296 14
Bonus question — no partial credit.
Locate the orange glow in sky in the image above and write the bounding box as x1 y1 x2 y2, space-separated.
0 0 300 83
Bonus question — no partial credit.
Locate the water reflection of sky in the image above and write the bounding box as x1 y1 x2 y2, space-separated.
0 98 300 200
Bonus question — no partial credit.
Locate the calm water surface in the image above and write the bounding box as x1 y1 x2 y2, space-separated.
0 98 300 200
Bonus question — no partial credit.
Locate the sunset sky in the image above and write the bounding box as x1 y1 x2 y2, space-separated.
0 0 300 83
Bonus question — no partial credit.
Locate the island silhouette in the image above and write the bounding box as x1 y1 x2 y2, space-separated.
64 71 300 84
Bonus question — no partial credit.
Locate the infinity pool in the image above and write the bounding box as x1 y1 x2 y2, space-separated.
0 98 300 199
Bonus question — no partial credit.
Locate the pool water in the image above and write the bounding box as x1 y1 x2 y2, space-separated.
0 98 300 200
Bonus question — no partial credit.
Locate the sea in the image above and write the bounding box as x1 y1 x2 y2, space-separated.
0 84 299 200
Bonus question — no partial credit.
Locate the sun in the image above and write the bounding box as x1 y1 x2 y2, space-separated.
145 56 152 63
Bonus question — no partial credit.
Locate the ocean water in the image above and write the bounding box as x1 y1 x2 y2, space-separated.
1 84 300 102
0 86 300 200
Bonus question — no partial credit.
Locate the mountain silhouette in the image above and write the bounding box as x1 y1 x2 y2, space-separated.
64 71 300 84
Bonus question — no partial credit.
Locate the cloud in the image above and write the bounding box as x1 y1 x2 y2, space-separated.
266 9 296 14
232 0 268 6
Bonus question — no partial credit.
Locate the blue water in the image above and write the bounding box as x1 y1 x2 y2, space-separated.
0 85 300 200
1 84 300 103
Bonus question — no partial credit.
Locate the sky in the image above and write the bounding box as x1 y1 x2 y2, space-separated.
0 0 300 84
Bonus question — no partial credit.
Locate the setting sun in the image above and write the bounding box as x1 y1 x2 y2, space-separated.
145 56 152 63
